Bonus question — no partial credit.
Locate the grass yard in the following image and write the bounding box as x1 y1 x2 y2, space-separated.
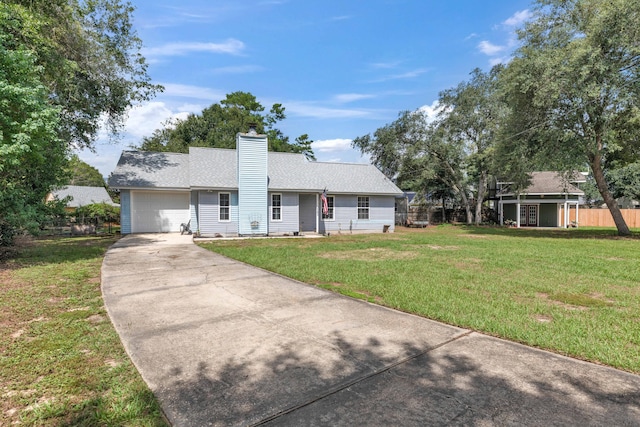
200 225 640 374
0 236 166 426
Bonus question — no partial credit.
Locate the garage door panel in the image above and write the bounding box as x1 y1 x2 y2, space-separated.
131 191 190 233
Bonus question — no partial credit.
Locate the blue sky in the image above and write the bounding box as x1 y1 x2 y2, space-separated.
79 0 534 178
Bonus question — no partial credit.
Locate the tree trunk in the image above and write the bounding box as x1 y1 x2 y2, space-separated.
475 173 487 225
463 196 473 224
590 152 631 236
441 196 446 223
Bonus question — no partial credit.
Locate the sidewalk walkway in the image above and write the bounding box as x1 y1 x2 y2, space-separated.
102 233 640 426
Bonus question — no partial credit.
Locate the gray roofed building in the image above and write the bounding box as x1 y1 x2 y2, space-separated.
109 132 403 236
498 171 585 196
112 147 402 195
497 172 585 229
48 185 117 208
109 151 190 189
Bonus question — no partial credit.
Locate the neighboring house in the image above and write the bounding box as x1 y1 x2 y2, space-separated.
47 185 117 212
108 129 403 236
497 171 586 227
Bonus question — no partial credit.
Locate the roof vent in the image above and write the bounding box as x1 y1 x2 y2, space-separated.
248 123 257 135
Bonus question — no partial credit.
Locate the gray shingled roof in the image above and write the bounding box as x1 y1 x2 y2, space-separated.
110 148 402 195
500 172 585 196
50 186 116 207
108 151 190 189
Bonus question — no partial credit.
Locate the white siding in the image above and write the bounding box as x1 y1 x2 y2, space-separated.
320 195 394 234
268 192 299 234
120 190 131 234
237 134 268 235
198 191 239 236
130 191 190 233
190 191 199 232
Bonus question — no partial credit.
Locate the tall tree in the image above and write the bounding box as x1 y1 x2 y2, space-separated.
0 35 66 246
138 92 315 158
0 1 158 246
1 1 161 149
502 0 640 236
438 66 506 225
354 67 505 225
64 155 106 187
353 110 476 223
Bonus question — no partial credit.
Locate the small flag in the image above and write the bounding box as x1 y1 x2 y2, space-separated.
321 190 328 216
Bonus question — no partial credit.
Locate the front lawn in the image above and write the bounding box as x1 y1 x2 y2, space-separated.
199 225 640 374
0 235 166 426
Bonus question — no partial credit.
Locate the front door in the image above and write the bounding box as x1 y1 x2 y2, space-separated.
519 205 538 226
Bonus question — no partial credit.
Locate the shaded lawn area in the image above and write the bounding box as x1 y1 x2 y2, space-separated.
0 235 166 426
199 225 640 374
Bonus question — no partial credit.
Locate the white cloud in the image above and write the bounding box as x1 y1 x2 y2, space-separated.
143 39 245 57
124 102 195 139
333 93 375 103
312 138 352 152
160 83 226 101
369 68 430 83
370 60 402 69
286 102 372 119
489 56 510 66
417 101 444 123
478 40 505 56
503 9 532 27
331 15 351 21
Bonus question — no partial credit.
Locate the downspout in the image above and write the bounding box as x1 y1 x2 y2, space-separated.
316 193 319 233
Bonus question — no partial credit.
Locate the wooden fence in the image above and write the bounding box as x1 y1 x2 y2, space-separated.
564 208 640 228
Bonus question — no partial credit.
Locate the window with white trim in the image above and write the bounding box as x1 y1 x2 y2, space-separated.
219 192 230 221
271 194 282 221
322 195 334 220
358 196 370 220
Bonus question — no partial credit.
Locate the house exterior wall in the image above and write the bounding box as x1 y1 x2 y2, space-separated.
501 195 580 201
319 195 395 234
198 191 239 237
268 192 299 234
539 204 558 227
120 190 131 234
237 134 268 235
503 204 517 223
190 191 199 232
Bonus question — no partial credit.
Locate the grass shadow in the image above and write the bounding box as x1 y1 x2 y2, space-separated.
157 332 640 426
458 225 639 240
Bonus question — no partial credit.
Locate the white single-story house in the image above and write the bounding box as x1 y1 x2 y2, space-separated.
47 185 118 212
108 129 403 236
497 171 586 227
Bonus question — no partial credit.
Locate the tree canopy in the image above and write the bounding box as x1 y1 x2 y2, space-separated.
0 33 65 246
500 0 640 235
137 91 316 159
1 0 158 246
1 1 161 149
353 67 505 225
64 155 107 187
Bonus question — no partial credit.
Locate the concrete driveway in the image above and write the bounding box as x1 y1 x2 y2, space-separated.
102 233 640 426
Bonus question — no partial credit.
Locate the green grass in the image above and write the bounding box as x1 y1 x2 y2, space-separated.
0 235 167 426
199 225 640 374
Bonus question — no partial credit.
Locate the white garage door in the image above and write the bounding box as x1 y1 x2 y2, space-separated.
131 191 190 233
